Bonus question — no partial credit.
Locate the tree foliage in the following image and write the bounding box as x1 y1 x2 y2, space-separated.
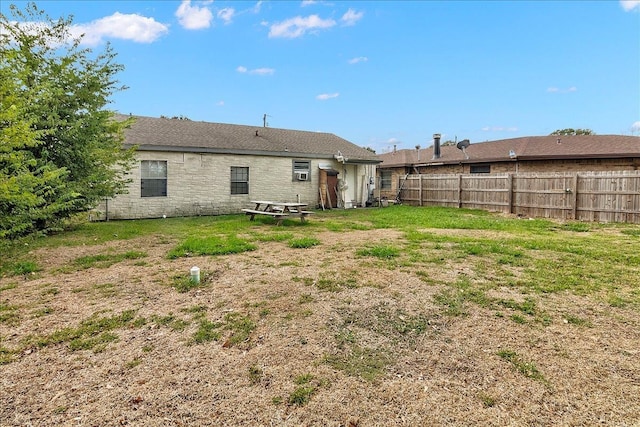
0 3 135 239
550 128 595 136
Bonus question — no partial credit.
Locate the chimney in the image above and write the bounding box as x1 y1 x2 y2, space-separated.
393 144 397 153
433 133 441 159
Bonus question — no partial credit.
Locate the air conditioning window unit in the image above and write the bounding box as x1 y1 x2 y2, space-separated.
295 171 309 181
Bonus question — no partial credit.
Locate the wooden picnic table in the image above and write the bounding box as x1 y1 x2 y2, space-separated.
242 201 314 225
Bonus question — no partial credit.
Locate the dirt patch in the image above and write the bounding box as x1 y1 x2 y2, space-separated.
1 228 639 426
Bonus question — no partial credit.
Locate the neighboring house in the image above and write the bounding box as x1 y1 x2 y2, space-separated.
377 134 640 200
94 115 380 220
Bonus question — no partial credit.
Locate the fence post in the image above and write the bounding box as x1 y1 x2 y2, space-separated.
571 173 579 219
458 174 463 208
419 174 423 206
507 174 514 214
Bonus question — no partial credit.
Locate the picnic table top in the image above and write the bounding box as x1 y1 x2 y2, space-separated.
251 200 308 207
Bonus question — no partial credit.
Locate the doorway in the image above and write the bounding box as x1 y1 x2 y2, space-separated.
327 171 338 209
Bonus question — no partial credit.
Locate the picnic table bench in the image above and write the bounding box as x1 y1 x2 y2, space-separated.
242 201 314 225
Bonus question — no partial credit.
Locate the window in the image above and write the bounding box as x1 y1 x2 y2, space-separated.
141 160 167 197
380 170 392 190
231 166 249 195
293 160 311 181
470 165 491 174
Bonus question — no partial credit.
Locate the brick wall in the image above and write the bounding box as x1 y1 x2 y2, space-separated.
98 152 336 220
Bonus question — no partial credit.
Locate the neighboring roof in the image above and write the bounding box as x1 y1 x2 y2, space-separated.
378 135 640 167
117 114 380 164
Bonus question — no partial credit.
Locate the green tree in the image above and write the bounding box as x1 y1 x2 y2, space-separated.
550 128 595 136
0 66 69 238
0 3 135 238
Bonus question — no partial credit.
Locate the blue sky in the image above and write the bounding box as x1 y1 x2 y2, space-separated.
4 1 640 153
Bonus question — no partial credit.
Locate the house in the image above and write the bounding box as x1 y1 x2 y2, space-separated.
377 134 640 200
94 115 380 220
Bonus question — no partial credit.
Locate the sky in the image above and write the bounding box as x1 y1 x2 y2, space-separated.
3 0 640 153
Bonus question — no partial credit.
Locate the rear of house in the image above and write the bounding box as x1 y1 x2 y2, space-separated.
93 115 380 220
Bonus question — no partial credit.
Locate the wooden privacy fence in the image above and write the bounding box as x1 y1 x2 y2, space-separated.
399 171 640 224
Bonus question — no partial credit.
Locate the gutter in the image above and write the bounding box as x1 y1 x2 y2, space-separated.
126 144 381 164
402 153 640 167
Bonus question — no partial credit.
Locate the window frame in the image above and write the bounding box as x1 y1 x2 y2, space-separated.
292 159 311 182
140 160 167 197
470 164 491 174
230 166 249 195
380 170 392 190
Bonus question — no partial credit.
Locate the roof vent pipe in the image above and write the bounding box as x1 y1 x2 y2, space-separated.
433 133 441 159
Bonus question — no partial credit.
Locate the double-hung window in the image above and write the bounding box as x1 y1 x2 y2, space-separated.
141 160 167 197
231 166 249 195
380 170 392 190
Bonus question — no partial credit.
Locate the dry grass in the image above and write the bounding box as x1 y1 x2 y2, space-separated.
1 214 639 426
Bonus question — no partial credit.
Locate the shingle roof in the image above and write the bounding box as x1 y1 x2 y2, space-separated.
379 135 640 167
117 114 380 164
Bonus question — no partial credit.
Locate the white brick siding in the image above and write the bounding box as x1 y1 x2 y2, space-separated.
96 151 373 220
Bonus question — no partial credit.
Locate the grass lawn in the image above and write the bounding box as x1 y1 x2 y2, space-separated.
1 205 639 426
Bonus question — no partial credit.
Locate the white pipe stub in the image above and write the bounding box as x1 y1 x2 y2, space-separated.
190 266 200 283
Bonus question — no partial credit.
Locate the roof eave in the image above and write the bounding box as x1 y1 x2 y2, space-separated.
516 154 640 161
380 153 640 168
128 144 380 163
344 159 382 165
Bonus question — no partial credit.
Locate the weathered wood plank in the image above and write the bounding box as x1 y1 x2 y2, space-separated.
398 171 640 224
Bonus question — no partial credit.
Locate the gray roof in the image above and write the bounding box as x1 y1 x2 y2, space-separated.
117 114 380 164
379 135 640 167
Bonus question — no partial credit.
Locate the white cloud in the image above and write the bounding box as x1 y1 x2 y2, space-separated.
175 0 213 30
316 93 339 100
6 21 61 45
216 100 225 106
250 67 275 75
341 8 364 26
269 15 336 38
348 56 368 64
218 8 236 24
547 86 577 94
236 66 274 75
631 121 640 131
301 0 318 7
620 1 640 11
71 13 169 46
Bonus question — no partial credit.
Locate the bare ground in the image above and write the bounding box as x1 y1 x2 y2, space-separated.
1 228 639 426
